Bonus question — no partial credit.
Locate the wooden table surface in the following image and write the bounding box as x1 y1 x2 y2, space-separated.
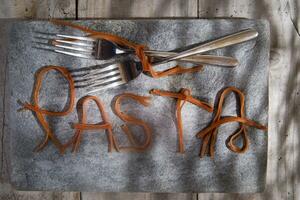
0 0 299 200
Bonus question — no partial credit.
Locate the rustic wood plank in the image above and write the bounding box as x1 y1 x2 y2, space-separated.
78 0 198 18
149 193 197 200
0 0 75 18
0 183 81 200
198 0 300 199
81 193 197 200
0 1 79 200
81 192 149 200
0 19 10 183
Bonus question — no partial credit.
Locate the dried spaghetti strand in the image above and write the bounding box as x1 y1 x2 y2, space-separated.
71 95 120 153
20 66 75 154
51 20 203 78
150 88 213 153
196 87 268 158
113 93 152 152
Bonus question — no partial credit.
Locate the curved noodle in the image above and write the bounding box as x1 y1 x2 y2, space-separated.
196 87 268 158
71 95 120 153
20 66 75 154
113 93 152 152
150 88 213 153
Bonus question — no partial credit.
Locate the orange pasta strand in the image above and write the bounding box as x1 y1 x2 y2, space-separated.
196 87 268 158
71 95 120 153
150 88 213 153
20 66 75 154
113 93 152 152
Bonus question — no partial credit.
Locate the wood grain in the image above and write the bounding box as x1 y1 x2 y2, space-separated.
149 193 197 200
81 192 149 200
0 183 80 200
0 0 75 18
80 193 197 200
78 0 198 18
0 20 10 184
198 0 300 199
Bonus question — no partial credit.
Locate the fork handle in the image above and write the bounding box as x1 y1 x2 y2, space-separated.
151 29 258 66
144 51 238 67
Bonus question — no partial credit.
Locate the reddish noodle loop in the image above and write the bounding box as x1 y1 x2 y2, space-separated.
196 86 268 158
113 93 152 152
150 88 213 153
51 20 203 78
71 95 120 153
20 66 75 154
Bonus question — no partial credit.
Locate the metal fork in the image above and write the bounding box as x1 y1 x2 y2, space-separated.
46 34 241 67
152 29 258 66
69 29 258 93
71 60 142 93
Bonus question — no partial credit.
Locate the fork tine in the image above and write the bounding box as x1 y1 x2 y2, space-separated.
74 70 120 83
86 80 126 94
55 39 94 47
75 75 122 88
54 43 94 53
54 49 94 59
32 41 94 59
33 45 94 59
32 41 60 52
33 33 95 59
57 34 96 42
71 63 120 76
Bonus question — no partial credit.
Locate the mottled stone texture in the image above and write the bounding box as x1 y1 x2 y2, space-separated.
4 20 269 192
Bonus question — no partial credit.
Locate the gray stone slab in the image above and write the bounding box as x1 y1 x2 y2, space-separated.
5 19 269 192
